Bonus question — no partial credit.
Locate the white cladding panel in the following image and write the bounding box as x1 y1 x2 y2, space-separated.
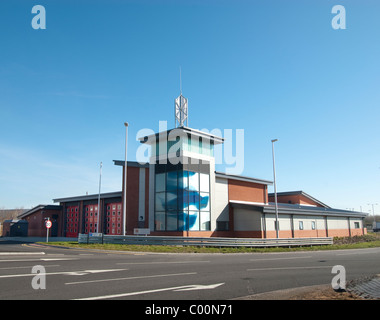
214 177 229 222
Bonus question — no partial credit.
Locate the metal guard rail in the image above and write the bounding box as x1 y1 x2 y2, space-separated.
78 234 333 247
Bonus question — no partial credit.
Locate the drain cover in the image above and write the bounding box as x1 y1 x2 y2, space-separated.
348 276 380 299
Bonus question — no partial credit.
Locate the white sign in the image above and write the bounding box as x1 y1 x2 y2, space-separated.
45 220 52 229
134 228 150 235
89 233 102 237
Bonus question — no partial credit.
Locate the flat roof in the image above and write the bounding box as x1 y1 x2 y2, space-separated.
53 191 122 204
113 160 149 168
230 200 367 218
138 126 225 145
18 204 62 219
216 172 273 186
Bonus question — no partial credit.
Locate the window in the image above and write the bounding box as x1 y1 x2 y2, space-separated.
299 221 304 230
155 212 165 231
154 166 210 232
311 221 316 230
354 222 360 229
155 173 165 192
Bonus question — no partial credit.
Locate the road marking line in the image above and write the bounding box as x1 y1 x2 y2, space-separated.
0 265 60 271
0 258 79 262
0 252 45 255
116 261 210 265
65 271 197 285
74 282 224 300
0 268 127 279
250 256 312 261
247 266 334 271
337 249 380 256
40 258 79 261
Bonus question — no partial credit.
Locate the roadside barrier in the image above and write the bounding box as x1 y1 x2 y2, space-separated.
78 233 333 247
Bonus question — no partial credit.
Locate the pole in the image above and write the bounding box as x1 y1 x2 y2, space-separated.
97 162 102 233
368 203 378 224
123 122 129 236
271 139 279 238
46 217 50 243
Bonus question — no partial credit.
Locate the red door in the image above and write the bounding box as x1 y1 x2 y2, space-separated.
84 204 99 234
65 205 79 237
105 203 122 235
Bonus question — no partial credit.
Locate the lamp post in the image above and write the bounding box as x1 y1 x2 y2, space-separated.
123 122 129 236
271 139 279 238
97 161 102 233
368 203 378 222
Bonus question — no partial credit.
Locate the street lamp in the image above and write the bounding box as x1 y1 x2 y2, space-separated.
123 122 129 236
271 139 279 238
368 203 378 223
97 161 102 233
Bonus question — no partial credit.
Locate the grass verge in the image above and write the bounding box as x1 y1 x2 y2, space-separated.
38 233 380 254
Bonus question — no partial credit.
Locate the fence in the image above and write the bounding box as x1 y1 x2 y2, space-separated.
78 233 333 248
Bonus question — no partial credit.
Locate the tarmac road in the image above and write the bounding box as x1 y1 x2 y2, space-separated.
0 239 379 301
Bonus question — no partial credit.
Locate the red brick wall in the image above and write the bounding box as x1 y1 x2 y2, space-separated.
268 194 324 207
24 208 63 237
122 166 150 234
228 179 267 203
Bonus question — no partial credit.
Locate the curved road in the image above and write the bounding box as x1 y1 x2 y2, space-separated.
0 240 379 300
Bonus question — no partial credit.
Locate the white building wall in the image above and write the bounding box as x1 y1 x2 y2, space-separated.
293 215 325 230
265 214 292 231
214 177 229 228
148 164 155 231
327 216 349 230
138 168 146 225
349 218 363 229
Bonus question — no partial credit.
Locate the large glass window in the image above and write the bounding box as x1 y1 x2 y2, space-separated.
155 192 166 211
155 173 165 192
167 212 178 231
155 212 166 230
154 166 210 232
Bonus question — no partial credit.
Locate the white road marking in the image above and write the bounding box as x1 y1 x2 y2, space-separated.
116 261 210 265
247 266 334 271
174 283 224 291
0 268 127 279
0 264 60 271
0 258 79 262
65 272 197 285
337 248 380 256
0 252 45 255
250 256 312 261
74 282 225 300
40 258 79 261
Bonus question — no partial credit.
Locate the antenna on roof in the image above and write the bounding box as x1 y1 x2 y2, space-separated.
179 66 182 95
175 66 188 128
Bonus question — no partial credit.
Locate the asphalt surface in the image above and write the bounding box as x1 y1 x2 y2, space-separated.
0 238 379 301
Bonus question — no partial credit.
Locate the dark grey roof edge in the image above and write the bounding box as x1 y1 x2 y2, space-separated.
18 204 62 219
53 191 122 204
137 126 224 144
113 160 149 168
215 171 273 185
268 190 331 208
230 201 367 218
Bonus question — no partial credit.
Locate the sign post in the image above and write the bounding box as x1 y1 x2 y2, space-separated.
45 218 52 243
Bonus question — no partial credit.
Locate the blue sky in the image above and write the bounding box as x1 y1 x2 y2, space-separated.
0 0 379 214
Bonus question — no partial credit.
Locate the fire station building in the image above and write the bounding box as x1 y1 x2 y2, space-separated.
19 126 366 239
18 92 367 239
